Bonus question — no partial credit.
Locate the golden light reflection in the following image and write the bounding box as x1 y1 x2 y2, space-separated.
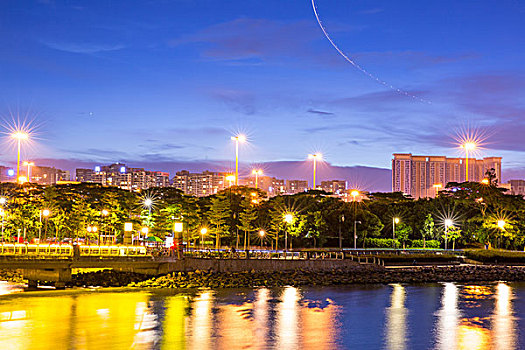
385 284 407 350
492 282 516 349
300 298 339 349
254 288 270 346
160 295 188 349
188 291 213 350
276 286 300 349
436 283 459 350
458 321 490 350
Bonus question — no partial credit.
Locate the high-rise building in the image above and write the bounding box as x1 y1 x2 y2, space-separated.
243 175 285 196
320 180 347 195
172 170 226 197
392 153 502 198
0 166 16 183
0 164 69 184
286 180 308 194
508 180 525 197
75 163 170 191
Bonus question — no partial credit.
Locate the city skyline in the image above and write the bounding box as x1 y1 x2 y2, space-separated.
1 1 524 180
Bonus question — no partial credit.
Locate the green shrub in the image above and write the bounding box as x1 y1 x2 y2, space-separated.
364 238 400 248
465 249 525 262
410 240 441 249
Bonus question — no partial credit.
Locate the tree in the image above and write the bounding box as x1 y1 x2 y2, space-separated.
421 214 435 248
238 198 258 250
446 226 462 250
395 223 412 249
208 195 230 248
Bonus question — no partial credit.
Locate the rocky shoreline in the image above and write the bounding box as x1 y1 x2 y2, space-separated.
129 265 525 289
2 265 525 289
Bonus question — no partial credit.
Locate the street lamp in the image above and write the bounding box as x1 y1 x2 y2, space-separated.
308 153 322 189
23 161 34 182
259 229 266 248
226 174 236 187
461 142 476 182
200 227 208 249
444 219 453 250
351 190 359 201
252 169 263 189
39 209 50 243
101 209 109 245
283 213 294 252
481 178 489 185
433 183 442 197
12 131 29 183
231 135 246 186
0 197 6 240
393 217 400 249
141 226 149 240
497 219 506 249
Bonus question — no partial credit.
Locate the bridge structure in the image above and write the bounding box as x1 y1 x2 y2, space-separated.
0 244 368 288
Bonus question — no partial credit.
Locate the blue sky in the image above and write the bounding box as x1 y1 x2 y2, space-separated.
0 0 524 178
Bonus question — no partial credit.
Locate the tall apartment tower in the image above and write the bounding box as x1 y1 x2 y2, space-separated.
392 153 502 199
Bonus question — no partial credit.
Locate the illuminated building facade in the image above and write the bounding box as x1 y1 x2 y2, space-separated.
392 153 502 198
320 180 347 195
172 170 226 197
286 180 308 194
75 163 169 190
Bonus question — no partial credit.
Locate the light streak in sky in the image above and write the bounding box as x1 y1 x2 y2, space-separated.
311 0 429 104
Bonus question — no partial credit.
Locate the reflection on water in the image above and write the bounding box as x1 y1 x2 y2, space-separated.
385 284 407 350
436 282 459 349
0 282 524 349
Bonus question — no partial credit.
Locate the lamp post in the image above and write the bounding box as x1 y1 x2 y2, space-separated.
12 131 28 183
433 183 442 197
226 174 236 188
350 191 360 249
39 209 50 243
338 214 344 249
308 153 322 189
444 219 453 250
259 229 265 249
393 217 400 249
0 197 6 240
284 213 294 253
497 220 505 249
200 227 207 249
101 209 109 245
252 169 263 189
174 222 183 258
231 135 246 186
461 142 476 182
124 222 133 245
23 161 34 182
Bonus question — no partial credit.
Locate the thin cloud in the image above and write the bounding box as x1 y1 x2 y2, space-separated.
42 41 125 54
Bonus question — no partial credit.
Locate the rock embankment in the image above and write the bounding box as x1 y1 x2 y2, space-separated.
69 270 148 287
129 265 525 289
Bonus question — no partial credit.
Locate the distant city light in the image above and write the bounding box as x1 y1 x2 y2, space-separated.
120 166 126 173
7 169 14 177
95 166 101 172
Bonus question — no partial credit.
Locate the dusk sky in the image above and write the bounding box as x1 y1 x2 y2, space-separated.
1 0 524 184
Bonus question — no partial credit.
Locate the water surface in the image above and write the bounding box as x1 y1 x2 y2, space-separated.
0 281 524 349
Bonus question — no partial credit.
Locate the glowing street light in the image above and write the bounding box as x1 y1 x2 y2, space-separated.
12 131 29 183
200 227 208 249
433 183 442 197
461 142 476 182
481 178 489 185
231 134 246 186
39 209 50 242
392 217 400 249
351 190 359 201
308 153 322 189
226 174 236 187
0 197 6 206
252 169 263 189
444 219 453 250
283 213 294 253
17 176 28 184
497 220 506 230
23 161 34 182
